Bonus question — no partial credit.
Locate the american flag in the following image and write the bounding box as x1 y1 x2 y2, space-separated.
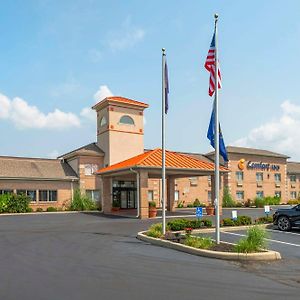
205 32 222 97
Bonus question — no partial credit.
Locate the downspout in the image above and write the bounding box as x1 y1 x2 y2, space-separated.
130 168 140 218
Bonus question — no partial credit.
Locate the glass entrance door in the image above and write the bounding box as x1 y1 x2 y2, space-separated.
112 181 137 209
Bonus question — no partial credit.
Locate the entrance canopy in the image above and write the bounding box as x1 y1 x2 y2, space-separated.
97 148 228 178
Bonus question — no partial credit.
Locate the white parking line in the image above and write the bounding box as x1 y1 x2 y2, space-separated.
266 228 300 236
222 231 300 247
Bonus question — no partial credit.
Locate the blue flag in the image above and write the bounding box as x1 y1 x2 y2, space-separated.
164 60 169 114
207 104 228 162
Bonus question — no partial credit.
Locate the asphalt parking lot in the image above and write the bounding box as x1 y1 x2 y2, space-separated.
0 212 299 300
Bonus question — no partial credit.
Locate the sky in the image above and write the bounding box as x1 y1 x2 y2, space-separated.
1 0 300 160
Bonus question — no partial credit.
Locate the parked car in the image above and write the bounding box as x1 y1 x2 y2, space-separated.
273 204 300 231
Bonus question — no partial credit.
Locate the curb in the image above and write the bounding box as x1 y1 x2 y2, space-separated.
0 211 103 217
137 231 281 261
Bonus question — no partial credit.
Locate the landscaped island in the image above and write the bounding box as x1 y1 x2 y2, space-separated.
137 217 281 261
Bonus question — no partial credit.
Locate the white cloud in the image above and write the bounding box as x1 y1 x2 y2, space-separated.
233 100 300 160
107 16 145 51
80 85 113 121
0 93 80 130
93 85 113 102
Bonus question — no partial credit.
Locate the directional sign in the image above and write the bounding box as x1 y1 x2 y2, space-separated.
196 207 203 218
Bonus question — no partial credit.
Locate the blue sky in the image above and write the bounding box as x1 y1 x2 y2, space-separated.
1 0 300 160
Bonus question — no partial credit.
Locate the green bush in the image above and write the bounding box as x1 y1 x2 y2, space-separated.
147 223 164 238
167 218 212 231
177 201 184 208
222 215 252 227
234 226 269 253
287 199 300 205
69 189 97 211
5 193 31 213
149 201 156 208
36 207 44 212
187 203 194 208
0 194 9 213
222 187 236 207
26 207 33 213
184 236 214 249
255 216 273 224
46 207 57 212
254 196 281 208
193 199 200 207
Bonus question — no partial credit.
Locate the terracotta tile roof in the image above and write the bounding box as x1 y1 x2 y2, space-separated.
98 148 228 174
92 96 149 110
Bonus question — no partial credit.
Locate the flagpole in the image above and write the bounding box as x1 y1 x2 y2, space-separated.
214 14 220 244
162 48 166 235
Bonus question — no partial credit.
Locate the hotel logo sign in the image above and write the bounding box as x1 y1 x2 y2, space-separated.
238 159 280 171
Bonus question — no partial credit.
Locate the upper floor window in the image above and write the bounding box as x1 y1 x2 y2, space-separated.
100 116 107 127
119 115 135 125
236 191 244 200
84 164 98 176
236 171 244 181
290 175 296 182
256 172 263 182
275 173 281 182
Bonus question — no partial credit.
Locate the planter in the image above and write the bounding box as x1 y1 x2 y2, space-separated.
206 206 215 216
149 207 157 218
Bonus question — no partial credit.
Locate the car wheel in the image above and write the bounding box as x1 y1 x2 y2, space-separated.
277 216 291 231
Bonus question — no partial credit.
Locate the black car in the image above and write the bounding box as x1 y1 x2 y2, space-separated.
273 204 300 231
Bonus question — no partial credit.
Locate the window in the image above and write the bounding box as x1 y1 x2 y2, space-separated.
86 190 100 202
174 190 180 201
290 175 296 182
275 191 281 198
49 191 57 202
275 173 281 182
0 189 13 195
99 116 107 127
147 190 154 201
16 190 26 195
119 115 134 125
290 191 297 199
256 191 264 198
84 164 98 176
189 177 198 186
236 191 244 200
256 172 263 182
27 190 37 202
236 171 244 181
39 190 48 201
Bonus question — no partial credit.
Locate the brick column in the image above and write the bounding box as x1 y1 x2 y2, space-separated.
167 176 176 212
102 176 112 214
139 170 149 219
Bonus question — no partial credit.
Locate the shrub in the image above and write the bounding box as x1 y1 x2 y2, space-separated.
147 223 163 238
234 226 269 253
177 202 184 208
26 207 33 213
222 215 252 227
255 216 273 224
254 196 281 208
149 201 156 208
70 189 97 211
167 218 212 231
46 207 57 212
184 236 214 249
187 203 194 208
0 194 9 213
287 199 300 205
222 187 236 207
193 199 200 207
36 207 44 212
6 193 31 213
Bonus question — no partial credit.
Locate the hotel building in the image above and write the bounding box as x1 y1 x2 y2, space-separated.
0 96 299 217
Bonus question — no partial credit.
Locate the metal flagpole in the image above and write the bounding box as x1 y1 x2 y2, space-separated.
162 48 166 235
214 14 220 244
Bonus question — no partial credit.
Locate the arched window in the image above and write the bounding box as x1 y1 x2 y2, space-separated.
119 115 135 125
100 116 107 127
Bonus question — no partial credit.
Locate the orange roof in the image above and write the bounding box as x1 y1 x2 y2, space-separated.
98 148 228 174
92 96 149 110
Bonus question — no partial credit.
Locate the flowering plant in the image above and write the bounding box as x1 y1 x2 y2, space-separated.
185 227 193 237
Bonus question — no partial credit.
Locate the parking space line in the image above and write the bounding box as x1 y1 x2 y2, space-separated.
222 231 300 247
266 228 300 236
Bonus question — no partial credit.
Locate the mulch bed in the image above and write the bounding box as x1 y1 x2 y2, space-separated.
209 242 236 252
